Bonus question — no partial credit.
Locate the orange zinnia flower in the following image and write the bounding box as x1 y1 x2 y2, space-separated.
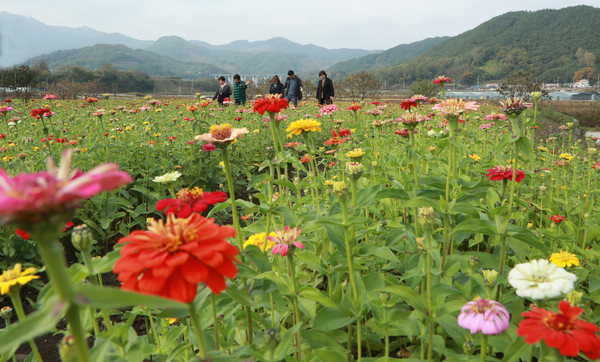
113 214 239 303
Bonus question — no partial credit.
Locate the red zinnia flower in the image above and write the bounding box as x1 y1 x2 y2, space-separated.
30 108 53 119
15 228 30 239
202 143 216 152
253 94 289 115
156 187 227 218
300 154 311 163
113 214 239 303
347 103 362 111
517 301 600 360
551 215 566 224
394 129 410 138
400 99 418 110
486 166 525 183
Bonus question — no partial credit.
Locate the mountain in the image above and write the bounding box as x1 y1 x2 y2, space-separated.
145 36 379 74
0 12 380 76
0 11 151 67
375 5 600 86
26 44 227 78
326 37 450 78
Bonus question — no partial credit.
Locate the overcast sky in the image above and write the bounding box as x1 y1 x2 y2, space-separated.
2 0 599 50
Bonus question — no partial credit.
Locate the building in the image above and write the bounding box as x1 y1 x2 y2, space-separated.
573 79 590 88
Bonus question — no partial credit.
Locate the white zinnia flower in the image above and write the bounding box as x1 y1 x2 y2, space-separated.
507 259 576 300
153 171 182 183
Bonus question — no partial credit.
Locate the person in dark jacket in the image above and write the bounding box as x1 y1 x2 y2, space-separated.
316 70 334 105
213 76 232 105
269 75 284 96
232 74 249 105
283 70 303 107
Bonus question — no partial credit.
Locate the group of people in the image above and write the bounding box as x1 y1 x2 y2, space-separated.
213 70 334 107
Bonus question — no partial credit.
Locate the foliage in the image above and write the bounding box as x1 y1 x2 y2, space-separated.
410 79 439 98
498 69 548 100
337 71 381 101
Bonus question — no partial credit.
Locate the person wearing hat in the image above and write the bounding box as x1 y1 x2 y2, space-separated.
283 70 303 107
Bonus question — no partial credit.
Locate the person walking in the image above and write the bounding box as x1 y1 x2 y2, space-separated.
316 70 334 105
283 70 303 107
232 74 249 105
213 76 232 105
269 75 284 96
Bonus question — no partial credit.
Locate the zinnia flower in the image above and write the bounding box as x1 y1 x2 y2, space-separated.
202 143 216 152
253 94 289 115
457 297 510 335
486 165 525 182
195 124 249 145
268 226 304 257
319 104 338 116
559 153 574 161
507 259 577 300
551 215 566 224
396 112 425 128
347 103 362 111
346 148 365 159
286 119 322 137
549 251 579 268
153 171 182 184
0 148 132 225
517 301 600 360
400 99 417 110
113 214 239 302
431 99 479 117
244 232 278 251
500 97 532 117
433 75 451 85
0 264 39 295
156 187 227 218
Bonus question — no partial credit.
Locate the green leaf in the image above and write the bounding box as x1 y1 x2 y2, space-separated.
516 136 535 166
75 284 188 311
403 196 440 210
496 132 519 155
312 308 356 331
225 285 255 307
453 219 499 236
0 297 65 356
299 287 338 309
379 285 426 310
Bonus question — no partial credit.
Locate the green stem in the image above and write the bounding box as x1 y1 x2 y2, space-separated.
9 291 43 361
480 334 488 362
211 294 220 351
220 147 253 344
424 231 433 362
146 310 164 361
287 253 302 362
188 303 209 360
34 229 89 362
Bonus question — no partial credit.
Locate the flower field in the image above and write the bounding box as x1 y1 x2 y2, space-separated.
0 88 599 361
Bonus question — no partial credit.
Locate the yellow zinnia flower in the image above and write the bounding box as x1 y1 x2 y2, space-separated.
559 153 573 161
243 232 278 251
0 264 39 295
286 119 321 136
469 154 481 162
346 148 365 159
549 251 579 268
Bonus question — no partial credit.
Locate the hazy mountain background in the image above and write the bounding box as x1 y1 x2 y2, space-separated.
1 5 599 86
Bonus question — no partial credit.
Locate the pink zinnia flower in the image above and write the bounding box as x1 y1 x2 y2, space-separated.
458 298 510 335
0 149 132 225
319 104 338 116
42 94 57 100
432 99 479 117
268 226 304 257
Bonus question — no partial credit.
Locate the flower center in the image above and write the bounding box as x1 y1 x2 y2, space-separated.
545 314 573 332
176 187 204 202
210 124 233 140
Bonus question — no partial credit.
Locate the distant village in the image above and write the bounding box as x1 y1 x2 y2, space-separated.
450 79 600 101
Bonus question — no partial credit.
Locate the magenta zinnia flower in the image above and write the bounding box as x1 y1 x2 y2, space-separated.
268 226 304 257
486 165 525 183
458 298 510 335
0 148 132 225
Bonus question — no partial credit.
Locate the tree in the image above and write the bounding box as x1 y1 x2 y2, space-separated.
410 79 438 98
576 48 596 67
498 70 548 100
337 72 381 101
574 67 595 82
461 71 476 86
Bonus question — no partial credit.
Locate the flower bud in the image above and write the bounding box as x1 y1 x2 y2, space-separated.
531 92 542 101
469 256 479 270
345 162 364 179
566 290 583 306
482 269 498 288
265 328 280 350
418 207 436 228
463 340 474 355
0 306 12 320
332 181 348 199
71 224 94 252
379 292 390 305
59 335 79 362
